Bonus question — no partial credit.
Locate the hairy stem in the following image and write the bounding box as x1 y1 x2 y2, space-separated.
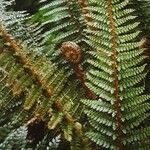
107 1 123 149
60 41 97 100
72 64 97 100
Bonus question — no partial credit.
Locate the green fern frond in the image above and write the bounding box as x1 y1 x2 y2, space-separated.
0 0 150 149
0 126 27 149
0 0 43 52
129 0 150 35
82 0 150 149
36 0 83 55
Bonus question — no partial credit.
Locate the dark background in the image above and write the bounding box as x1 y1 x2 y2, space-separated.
15 0 40 13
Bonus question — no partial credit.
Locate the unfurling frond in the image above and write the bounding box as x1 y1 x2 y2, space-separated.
0 25 90 149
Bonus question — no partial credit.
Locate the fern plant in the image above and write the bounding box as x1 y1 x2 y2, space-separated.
130 0 150 35
0 126 27 149
0 0 90 149
0 26 89 149
0 0 150 150
81 0 150 149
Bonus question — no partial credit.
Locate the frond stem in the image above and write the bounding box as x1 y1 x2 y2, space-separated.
107 1 123 149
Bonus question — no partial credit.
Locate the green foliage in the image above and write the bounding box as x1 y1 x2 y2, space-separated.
35 134 61 150
0 126 27 149
0 0 43 52
81 0 150 149
0 39 86 148
0 0 150 150
130 0 150 35
38 0 85 55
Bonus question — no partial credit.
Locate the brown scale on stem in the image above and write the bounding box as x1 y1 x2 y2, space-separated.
60 41 81 64
107 0 123 149
60 41 97 100
0 25 53 97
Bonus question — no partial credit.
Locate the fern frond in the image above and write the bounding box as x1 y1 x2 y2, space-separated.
0 0 150 149
0 25 89 148
0 126 27 149
82 0 150 149
0 0 43 52
130 0 150 35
